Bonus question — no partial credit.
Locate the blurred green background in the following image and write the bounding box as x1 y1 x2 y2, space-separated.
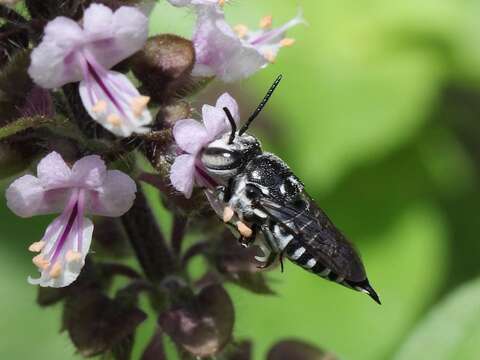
2 0 480 359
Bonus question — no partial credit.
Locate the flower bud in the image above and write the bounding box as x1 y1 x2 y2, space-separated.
267 340 335 360
131 34 195 104
159 285 234 358
63 289 146 357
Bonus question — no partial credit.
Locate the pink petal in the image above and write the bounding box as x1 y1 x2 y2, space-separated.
28 17 84 88
202 104 229 140
173 119 209 154
85 4 149 70
5 175 69 217
82 3 114 41
71 155 107 188
191 6 267 82
87 170 137 217
216 93 240 123
170 154 196 198
37 152 73 190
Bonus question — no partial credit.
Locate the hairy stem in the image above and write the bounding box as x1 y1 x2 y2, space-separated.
121 188 176 282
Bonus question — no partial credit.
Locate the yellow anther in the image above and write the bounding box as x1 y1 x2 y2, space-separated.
66 250 83 263
107 114 122 126
259 15 273 29
32 255 49 270
264 51 277 63
131 96 150 118
49 262 62 279
223 206 234 223
28 241 46 252
218 0 225 7
234 24 249 39
92 100 107 113
237 221 253 238
280 38 296 47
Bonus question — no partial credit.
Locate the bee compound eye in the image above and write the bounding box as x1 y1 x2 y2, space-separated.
201 148 241 170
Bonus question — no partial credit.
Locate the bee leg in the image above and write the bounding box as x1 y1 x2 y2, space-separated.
256 250 278 270
223 178 235 202
279 251 285 273
239 224 259 248
255 229 279 269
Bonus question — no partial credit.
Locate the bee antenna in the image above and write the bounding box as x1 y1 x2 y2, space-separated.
239 74 283 135
223 107 237 144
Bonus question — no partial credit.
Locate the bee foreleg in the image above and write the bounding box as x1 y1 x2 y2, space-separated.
239 223 259 248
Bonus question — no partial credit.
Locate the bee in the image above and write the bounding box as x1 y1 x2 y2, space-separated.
201 75 380 304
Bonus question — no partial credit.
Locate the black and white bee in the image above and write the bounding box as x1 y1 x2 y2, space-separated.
201 75 380 304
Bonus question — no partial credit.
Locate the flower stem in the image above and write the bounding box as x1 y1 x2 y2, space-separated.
171 215 187 257
121 188 176 282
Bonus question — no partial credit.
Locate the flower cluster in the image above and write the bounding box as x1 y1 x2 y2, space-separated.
0 0 306 359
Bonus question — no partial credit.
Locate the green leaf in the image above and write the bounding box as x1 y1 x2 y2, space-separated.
394 277 480 360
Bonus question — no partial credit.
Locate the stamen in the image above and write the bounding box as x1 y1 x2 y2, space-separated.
66 250 83 263
49 262 62 279
28 241 46 252
107 114 122 126
237 221 253 238
264 51 276 63
280 38 296 47
260 15 273 29
131 96 150 118
234 24 249 38
223 206 234 223
32 255 49 270
218 0 225 6
92 100 107 113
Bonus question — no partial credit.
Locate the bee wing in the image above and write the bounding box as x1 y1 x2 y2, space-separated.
258 196 367 282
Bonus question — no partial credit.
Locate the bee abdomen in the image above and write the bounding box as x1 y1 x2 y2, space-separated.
284 240 336 280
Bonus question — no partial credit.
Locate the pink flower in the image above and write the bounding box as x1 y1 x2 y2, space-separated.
170 93 239 198
167 0 305 82
28 3 152 137
6 152 137 287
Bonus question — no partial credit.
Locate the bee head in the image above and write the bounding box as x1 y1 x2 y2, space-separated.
201 75 283 180
201 132 261 178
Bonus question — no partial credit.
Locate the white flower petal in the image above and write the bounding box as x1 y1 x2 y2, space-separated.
216 93 240 123
28 217 93 288
71 155 107 188
37 151 73 190
79 70 152 137
173 119 210 154
87 170 137 217
28 17 84 88
202 104 230 140
170 154 196 198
